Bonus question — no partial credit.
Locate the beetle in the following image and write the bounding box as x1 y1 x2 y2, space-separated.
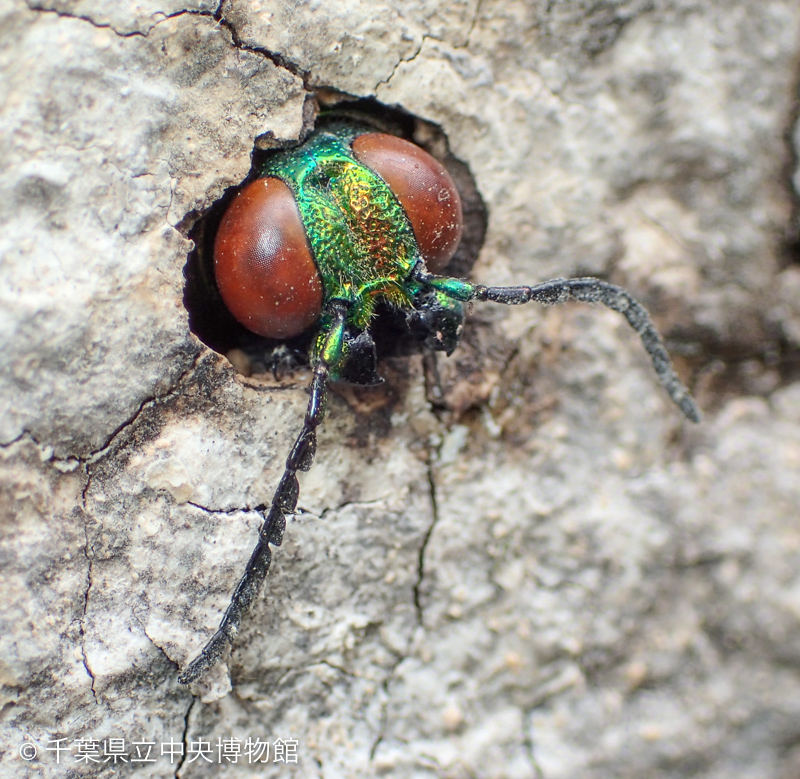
178 116 700 684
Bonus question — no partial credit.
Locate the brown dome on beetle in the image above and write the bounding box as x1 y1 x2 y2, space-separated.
214 176 324 339
352 132 464 273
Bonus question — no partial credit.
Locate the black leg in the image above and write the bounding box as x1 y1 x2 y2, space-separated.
178 303 347 684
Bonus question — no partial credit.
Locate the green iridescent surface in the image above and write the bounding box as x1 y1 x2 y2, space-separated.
261 124 421 333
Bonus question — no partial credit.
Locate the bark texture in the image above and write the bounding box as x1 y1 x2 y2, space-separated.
2 1 800 777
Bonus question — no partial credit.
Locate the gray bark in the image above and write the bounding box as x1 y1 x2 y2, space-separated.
2 1 800 777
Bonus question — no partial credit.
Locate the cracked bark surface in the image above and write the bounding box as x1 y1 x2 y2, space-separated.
3 1 800 777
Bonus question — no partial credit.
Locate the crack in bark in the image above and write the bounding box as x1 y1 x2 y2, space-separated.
174 696 196 778
67 354 202 700
77 352 202 511
187 497 390 531
463 0 485 49
25 2 221 39
187 500 261 516
312 496 390 521
374 34 429 91
368 725 384 763
132 608 182 671
522 711 545 779
413 458 440 628
217 8 309 87
370 429 442 763
318 658 357 679
86 352 202 464
368 650 409 764
78 512 98 704
0 431 26 449
85 396 153 460
78 637 98 705
4 351 201 476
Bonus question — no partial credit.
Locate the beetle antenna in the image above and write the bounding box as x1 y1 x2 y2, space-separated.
179 302 349 684
414 268 700 423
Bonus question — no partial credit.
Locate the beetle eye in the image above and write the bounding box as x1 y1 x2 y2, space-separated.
214 176 324 339
351 133 464 273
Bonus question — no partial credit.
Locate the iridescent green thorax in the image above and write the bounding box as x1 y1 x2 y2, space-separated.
261 125 420 332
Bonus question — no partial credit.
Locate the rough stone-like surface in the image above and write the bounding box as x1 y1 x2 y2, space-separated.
2 1 799 778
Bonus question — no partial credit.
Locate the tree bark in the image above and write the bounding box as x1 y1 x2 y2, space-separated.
2 1 800 777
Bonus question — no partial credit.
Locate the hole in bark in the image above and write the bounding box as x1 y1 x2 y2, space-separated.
182 96 487 377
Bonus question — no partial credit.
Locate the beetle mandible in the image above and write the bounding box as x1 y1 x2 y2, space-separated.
179 116 700 684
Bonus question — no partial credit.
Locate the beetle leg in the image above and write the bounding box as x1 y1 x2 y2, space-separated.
178 302 349 684
413 268 700 423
